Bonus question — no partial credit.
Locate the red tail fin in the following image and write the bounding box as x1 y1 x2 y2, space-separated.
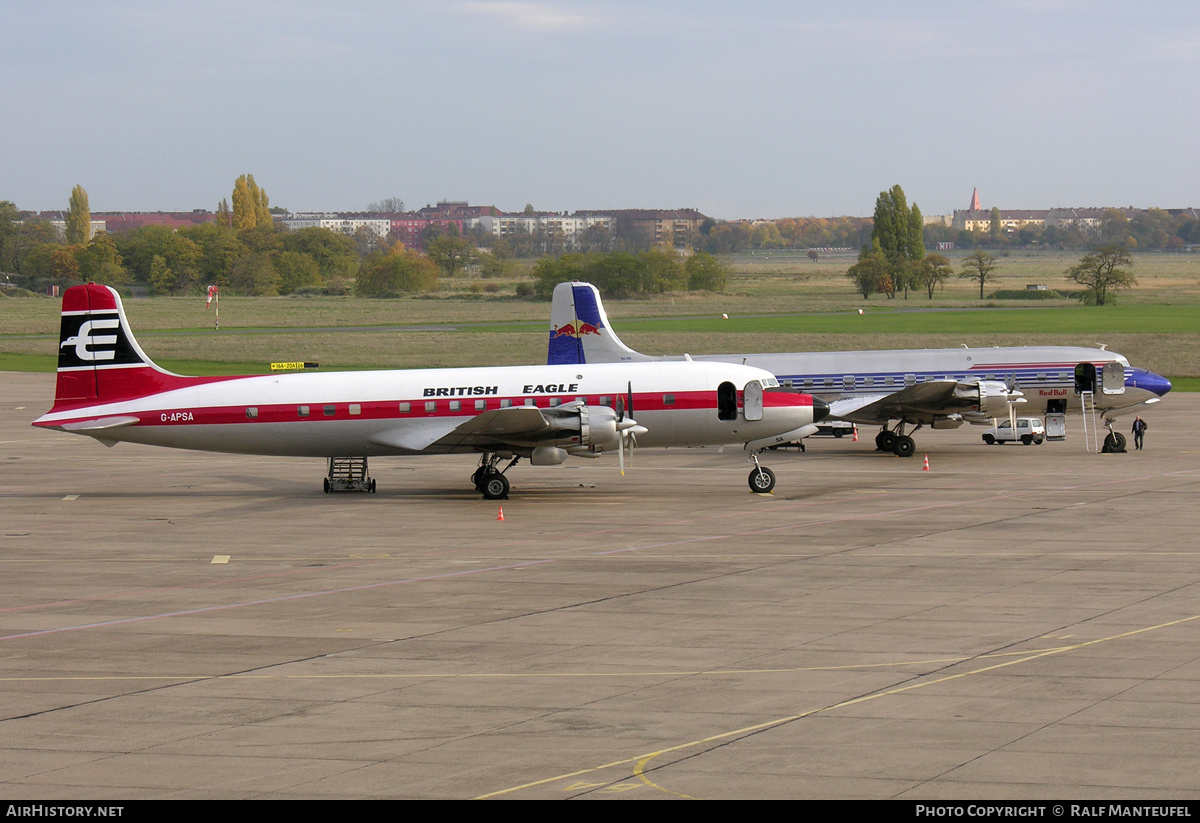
51 284 200 411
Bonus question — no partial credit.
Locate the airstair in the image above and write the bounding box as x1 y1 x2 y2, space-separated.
1079 391 1100 454
324 457 376 493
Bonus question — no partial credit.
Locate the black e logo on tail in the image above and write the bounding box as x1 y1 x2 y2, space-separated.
58 312 144 369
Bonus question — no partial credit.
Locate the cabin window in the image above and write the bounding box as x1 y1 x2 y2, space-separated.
524 398 536 407
349 404 361 416
864 376 874 386
717 381 738 421
600 395 611 406
663 393 675 405
323 405 335 416
425 401 436 413
549 397 561 407
475 400 487 411
803 378 813 389
449 400 461 411
904 374 916 386
245 407 258 419
298 406 310 417
843 375 854 390
823 377 834 388
399 402 411 413
500 398 512 408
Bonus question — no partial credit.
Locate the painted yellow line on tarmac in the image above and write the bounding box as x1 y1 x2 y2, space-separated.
478 611 1200 799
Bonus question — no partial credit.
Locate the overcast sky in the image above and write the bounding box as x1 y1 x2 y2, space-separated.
3 1 1198 218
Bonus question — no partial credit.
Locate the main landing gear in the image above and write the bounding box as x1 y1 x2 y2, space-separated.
875 422 920 457
472 453 520 500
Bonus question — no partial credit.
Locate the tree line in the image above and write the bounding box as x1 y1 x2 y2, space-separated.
531 250 728 299
848 186 1142 306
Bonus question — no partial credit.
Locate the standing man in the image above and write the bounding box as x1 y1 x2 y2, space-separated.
1131 415 1148 450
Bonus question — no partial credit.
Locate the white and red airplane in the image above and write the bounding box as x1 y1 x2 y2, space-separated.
33 284 828 496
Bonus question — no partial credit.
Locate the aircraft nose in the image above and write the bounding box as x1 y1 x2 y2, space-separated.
1129 369 1172 397
812 396 830 423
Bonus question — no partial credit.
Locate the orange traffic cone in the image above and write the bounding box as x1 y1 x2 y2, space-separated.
852 427 858 442
922 455 930 471
496 505 505 521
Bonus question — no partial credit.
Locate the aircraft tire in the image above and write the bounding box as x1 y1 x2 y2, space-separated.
748 466 776 493
1104 432 1127 453
481 472 510 500
876 431 895 452
892 435 916 458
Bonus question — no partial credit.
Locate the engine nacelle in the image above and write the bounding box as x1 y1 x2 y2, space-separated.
540 404 623 451
957 380 1026 421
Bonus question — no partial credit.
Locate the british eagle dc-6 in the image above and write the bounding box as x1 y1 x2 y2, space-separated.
34 284 828 496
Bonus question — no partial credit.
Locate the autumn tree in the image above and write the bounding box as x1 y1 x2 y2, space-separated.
1066 245 1136 305
685 252 727 292
0 200 21 272
231 174 272 229
959 250 1000 299
116 225 202 292
872 185 925 299
847 245 890 299
66 185 90 245
281 227 359 284
872 185 924 263
75 232 128 286
916 253 953 299
356 248 439 295
427 235 473 277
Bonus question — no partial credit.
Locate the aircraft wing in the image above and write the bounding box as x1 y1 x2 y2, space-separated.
367 407 552 454
828 380 962 424
428 407 553 451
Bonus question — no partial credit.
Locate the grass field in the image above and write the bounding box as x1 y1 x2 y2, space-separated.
2 249 1196 383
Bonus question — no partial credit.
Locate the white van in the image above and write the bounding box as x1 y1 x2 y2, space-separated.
982 418 1045 445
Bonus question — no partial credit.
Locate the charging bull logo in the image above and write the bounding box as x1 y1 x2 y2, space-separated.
551 322 602 338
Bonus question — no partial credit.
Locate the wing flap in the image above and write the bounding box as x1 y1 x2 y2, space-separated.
369 408 554 454
430 407 551 451
829 381 960 424
368 418 466 453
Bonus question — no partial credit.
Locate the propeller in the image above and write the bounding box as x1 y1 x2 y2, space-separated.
615 381 645 476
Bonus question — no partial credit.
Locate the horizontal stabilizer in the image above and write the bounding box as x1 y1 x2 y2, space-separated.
60 416 141 432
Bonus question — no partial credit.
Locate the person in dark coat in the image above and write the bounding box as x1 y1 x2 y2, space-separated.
1131 415 1148 450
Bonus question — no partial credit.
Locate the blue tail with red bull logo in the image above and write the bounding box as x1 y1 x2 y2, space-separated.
547 282 652 365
